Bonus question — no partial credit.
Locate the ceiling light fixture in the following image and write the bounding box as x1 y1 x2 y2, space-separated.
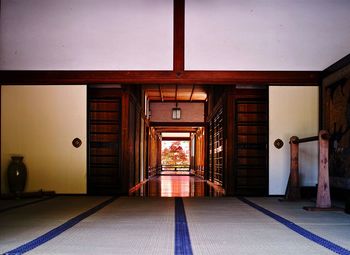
172 102 181 120
172 84 181 120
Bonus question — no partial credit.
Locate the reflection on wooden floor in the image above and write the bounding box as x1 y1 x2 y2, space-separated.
131 176 225 197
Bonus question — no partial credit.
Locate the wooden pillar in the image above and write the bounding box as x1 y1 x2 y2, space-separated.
316 130 331 208
121 92 130 195
286 136 301 200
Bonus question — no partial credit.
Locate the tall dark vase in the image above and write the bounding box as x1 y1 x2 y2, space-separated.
7 156 27 195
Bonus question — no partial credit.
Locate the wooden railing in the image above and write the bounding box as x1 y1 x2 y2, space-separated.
161 165 190 171
286 130 332 209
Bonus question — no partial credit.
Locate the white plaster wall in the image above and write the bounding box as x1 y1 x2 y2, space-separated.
0 0 173 70
1 86 87 194
150 102 204 122
186 0 350 70
269 86 319 195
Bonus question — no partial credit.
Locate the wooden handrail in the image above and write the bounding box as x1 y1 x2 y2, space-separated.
290 133 329 144
161 165 190 171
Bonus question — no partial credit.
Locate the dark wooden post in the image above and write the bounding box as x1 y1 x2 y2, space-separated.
286 136 301 200
316 130 331 208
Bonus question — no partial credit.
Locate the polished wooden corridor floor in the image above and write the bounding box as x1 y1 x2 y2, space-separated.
131 175 225 197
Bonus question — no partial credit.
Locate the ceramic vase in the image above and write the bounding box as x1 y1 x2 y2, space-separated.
7 156 27 195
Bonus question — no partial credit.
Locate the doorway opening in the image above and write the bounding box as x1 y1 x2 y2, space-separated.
87 85 268 197
161 138 190 175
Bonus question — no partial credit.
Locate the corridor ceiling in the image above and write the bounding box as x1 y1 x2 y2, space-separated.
144 85 207 102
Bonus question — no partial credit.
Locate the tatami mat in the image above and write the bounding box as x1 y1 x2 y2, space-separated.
0 196 110 253
248 197 350 250
27 197 175 255
0 197 50 213
1 196 349 255
183 197 340 255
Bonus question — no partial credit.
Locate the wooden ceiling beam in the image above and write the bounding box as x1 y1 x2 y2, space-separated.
175 84 178 101
173 0 185 73
0 70 321 85
149 99 205 103
150 121 206 127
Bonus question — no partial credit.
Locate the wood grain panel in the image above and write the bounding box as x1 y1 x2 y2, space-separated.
87 88 122 195
234 97 268 196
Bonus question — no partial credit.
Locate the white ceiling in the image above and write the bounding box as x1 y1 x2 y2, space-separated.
1 0 349 71
186 0 350 71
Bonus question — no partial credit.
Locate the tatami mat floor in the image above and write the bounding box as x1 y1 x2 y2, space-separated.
248 197 350 250
0 196 349 254
0 196 109 253
183 197 348 255
28 197 175 255
0 197 51 213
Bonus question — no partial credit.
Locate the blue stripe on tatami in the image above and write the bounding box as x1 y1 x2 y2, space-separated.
238 197 350 255
3 197 117 255
175 197 193 255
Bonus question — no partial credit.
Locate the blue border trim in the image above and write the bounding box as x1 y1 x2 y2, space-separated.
175 198 193 255
3 197 117 255
0 197 54 214
238 197 350 255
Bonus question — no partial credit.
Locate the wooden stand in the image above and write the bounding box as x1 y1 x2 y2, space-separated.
285 136 301 201
316 130 331 208
303 131 342 211
283 130 343 211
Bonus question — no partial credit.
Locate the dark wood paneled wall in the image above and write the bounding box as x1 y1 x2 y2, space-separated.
234 96 268 196
127 94 142 189
87 87 144 195
134 107 141 186
207 87 268 196
128 97 136 189
227 88 268 196
207 99 225 185
87 88 123 195
321 57 350 195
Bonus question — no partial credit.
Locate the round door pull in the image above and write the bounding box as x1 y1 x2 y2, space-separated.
274 139 284 149
72 138 82 148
